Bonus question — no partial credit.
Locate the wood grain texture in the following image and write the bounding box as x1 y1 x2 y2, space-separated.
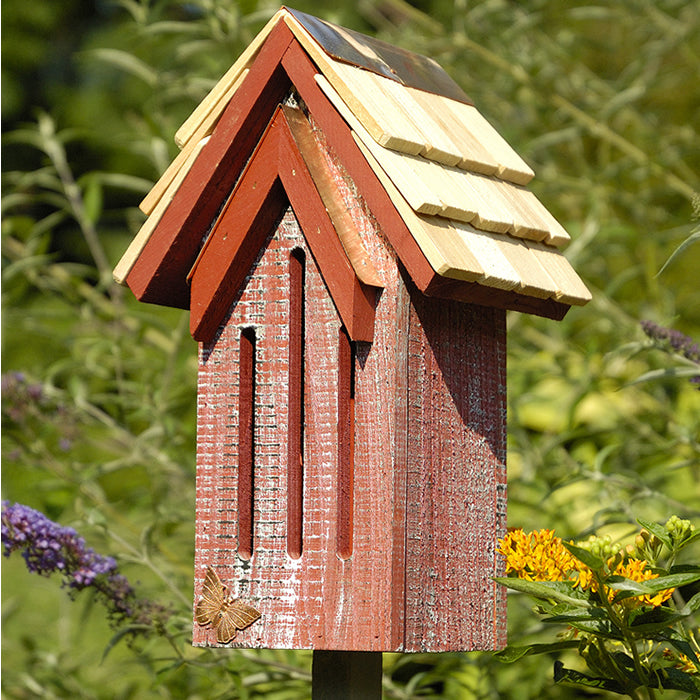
404 288 508 651
316 75 543 238
406 86 499 176
193 202 509 650
443 99 535 185
350 130 571 307
285 11 524 186
188 107 376 343
283 105 383 288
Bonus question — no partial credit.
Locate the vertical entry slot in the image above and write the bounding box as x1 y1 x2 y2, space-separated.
287 248 305 559
237 327 256 560
337 326 355 559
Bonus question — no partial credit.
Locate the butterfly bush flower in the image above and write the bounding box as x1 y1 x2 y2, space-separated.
2 501 167 634
640 321 700 387
2 371 77 453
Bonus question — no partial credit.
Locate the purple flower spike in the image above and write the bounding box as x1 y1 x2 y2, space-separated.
2 502 168 636
641 321 700 363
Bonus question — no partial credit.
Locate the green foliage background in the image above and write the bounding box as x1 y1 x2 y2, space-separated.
2 0 699 697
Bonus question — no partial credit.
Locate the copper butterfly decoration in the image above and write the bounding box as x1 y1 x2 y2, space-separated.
195 566 261 643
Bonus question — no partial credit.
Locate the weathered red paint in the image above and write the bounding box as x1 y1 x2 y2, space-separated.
120 20 513 653
188 107 376 344
192 179 507 652
126 21 295 308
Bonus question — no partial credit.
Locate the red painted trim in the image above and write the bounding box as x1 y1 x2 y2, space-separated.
189 107 376 343
128 29 567 321
277 116 375 342
238 327 256 560
126 21 295 308
287 248 305 560
423 275 570 320
281 43 439 292
188 108 286 340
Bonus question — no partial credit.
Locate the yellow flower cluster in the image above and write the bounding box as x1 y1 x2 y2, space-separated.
663 649 698 674
608 558 674 608
497 528 586 585
498 528 674 608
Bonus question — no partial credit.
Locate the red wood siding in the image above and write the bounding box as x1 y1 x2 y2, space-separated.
404 289 507 651
193 162 507 651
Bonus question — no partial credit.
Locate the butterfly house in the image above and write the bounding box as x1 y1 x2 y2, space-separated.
115 7 590 652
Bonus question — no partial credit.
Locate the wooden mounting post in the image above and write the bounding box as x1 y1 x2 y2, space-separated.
312 650 382 699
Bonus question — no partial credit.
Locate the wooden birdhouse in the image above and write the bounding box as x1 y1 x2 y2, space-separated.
115 7 590 654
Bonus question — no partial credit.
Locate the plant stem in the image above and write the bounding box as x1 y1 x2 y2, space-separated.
37 113 121 298
594 572 656 700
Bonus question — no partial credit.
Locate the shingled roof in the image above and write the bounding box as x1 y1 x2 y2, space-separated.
114 7 590 335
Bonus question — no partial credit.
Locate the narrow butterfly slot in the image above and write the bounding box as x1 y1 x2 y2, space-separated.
287 248 305 559
337 326 355 559
237 327 256 560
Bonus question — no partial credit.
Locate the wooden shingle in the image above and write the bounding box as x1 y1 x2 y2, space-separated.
116 6 590 324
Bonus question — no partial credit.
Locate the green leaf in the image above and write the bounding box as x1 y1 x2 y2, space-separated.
605 571 700 598
81 176 103 226
681 590 700 615
563 542 605 570
495 641 580 663
494 577 590 607
627 606 687 634
676 531 700 551
636 518 674 549
658 667 700 694
642 571 700 592
545 609 623 639
658 230 700 275
630 366 700 386
91 172 154 194
605 574 654 594
87 48 159 86
553 660 626 693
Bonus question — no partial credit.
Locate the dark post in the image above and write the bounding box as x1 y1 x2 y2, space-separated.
312 650 383 699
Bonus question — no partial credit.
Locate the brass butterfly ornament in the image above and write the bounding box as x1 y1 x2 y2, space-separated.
195 566 262 643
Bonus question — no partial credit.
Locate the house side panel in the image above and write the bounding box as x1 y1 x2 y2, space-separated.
404 295 507 651
193 207 405 650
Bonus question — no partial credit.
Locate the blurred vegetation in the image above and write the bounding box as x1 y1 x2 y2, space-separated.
2 0 698 697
